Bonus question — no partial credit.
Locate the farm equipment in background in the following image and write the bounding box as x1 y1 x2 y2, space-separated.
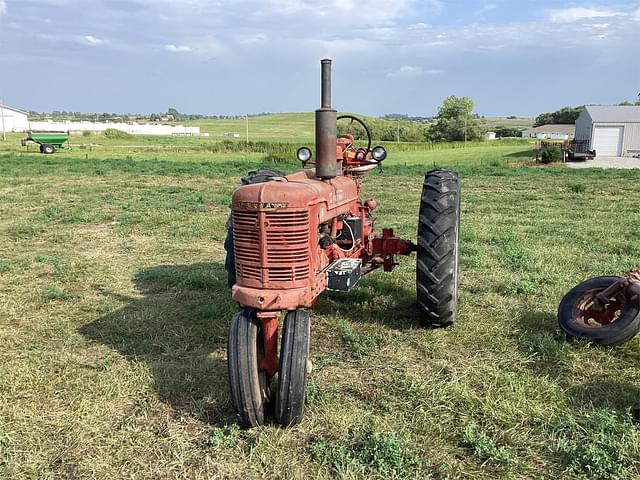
534 139 596 162
565 139 596 162
21 130 69 154
224 59 461 428
558 271 640 346
558 271 640 421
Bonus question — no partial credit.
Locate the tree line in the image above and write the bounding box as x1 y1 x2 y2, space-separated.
534 100 640 127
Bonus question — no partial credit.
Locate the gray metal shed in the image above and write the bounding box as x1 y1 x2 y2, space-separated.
575 106 640 157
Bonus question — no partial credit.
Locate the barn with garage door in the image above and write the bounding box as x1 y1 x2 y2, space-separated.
575 106 640 157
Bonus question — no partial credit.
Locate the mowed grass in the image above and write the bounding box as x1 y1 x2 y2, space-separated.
1 139 640 479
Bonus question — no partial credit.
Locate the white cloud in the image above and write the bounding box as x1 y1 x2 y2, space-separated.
586 23 610 29
550 7 621 23
268 0 415 24
164 44 192 53
78 35 107 46
0 0 7 15
387 65 443 78
408 22 430 30
477 3 498 15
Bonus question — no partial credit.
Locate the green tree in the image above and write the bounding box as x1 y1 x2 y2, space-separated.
534 106 584 126
428 96 483 142
166 107 181 120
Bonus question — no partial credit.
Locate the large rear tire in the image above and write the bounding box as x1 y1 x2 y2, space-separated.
227 309 270 427
416 168 460 327
224 169 284 288
275 309 310 427
558 276 640 346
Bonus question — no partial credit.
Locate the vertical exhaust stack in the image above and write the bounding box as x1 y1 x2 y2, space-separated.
315 59 337 179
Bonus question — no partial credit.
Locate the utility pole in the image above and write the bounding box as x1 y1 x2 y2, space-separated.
0 98 6 142
464 114 467 146
397 119 400 144
246 115 249 144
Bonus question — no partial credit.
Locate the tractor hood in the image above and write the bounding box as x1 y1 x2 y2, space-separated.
231 170 357 221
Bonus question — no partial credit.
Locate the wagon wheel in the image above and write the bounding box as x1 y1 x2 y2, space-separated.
558 276 640 346
275 309 310 427
42 144 55 154
227 309 271 427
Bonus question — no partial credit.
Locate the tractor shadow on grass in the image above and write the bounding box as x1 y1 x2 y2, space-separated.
81 262 238 425
514 309 640 413
314 272 423 330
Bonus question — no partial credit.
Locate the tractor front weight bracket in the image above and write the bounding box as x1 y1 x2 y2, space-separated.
256 311 279 378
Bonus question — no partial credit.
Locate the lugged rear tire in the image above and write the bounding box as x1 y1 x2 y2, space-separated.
417 168 460 327
275 309 310 427
227 309 270 427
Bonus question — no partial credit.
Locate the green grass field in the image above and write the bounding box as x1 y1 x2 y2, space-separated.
181 113 533 141
1 134 640 479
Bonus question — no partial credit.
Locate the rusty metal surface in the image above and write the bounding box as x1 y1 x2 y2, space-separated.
315 59 337 179
229 57 415 314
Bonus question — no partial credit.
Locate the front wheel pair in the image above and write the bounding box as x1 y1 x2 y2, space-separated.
227 309 310 428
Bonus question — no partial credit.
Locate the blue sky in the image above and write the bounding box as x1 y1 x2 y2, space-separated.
0 0 639 116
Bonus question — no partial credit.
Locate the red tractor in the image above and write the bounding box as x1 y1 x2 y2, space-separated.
225 59 460 427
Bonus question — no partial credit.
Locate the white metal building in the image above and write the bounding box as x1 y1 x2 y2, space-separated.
521 124 575 140
0 104 29 132
575 106 640 157
28 120 202 136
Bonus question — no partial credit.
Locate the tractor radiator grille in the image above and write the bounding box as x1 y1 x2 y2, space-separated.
233 209 310 285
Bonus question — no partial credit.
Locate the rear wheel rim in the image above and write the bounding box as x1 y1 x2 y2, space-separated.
575 289 625 328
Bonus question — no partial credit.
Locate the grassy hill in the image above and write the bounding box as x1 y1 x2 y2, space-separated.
1 137 640 479
183 113 535 142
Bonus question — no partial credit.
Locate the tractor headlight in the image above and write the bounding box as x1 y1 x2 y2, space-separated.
297 147 312 162
371 146 387 162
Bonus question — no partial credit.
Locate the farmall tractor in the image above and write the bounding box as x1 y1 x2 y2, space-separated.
224 59 460 427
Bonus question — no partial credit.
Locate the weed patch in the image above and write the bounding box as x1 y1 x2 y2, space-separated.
556 409 638 480
310 430 421 478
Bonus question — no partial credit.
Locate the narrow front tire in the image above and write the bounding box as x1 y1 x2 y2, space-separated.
227 309 270 427
275 309 310 427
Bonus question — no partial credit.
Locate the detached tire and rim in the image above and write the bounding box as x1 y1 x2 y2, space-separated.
558 276 640 346
42 144 55 154
417 168 460 327
227 309 270 427
275 309 310 427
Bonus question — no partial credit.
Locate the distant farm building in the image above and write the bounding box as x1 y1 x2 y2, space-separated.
575 106 640 157
28 120 203 136
224 133 241 138
522 124 575 140
484 131 496 140
0 104 29 132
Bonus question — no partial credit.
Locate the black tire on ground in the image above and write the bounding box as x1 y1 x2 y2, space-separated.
227 309 270 427
416 168 460 327
633 401 640 423
42 144 55 154
39 144 44 153
275 309 310 427
224 169 284 288
557 276 640 347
